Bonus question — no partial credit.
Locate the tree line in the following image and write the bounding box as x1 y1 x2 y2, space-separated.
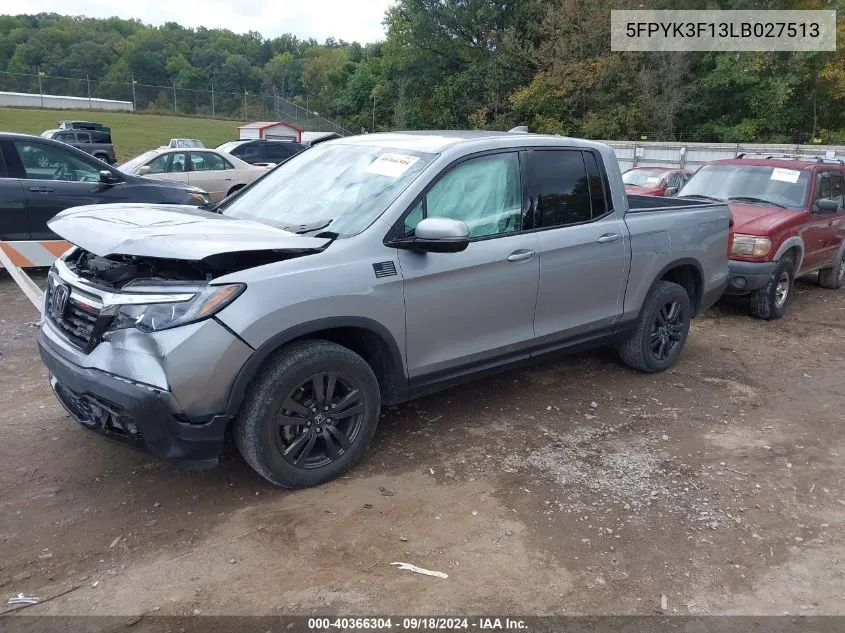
0 0 843 143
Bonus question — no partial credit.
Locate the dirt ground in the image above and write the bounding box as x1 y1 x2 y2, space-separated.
1 269 844 619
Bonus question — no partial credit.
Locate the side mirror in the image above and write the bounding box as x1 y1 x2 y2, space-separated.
99 170 120 184
816 198 839 214
392 217 470 253
138 165 151 176
664 186 679 197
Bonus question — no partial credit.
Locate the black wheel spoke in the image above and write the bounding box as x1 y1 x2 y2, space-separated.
293 433 317 466
283 397 311 417
325 372 338 405
322 428 340 459
330 389 362 418
650 330 662 341
312 374 326 408
666 302 681 323
326 424 352 449
283 430 312 461
276 413 308 427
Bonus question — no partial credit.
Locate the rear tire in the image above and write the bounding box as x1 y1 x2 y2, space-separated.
618 281 692 373
235 339 381 488
226 185 244 197
750 256 794 320
818 251 845 290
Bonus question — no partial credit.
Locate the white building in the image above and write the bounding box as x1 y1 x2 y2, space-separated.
0 91 133 112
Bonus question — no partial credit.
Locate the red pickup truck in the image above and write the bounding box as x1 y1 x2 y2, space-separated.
678 155 845 319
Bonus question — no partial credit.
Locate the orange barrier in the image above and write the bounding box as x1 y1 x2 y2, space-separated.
0 240 71 268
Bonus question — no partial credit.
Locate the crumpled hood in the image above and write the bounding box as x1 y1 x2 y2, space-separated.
48 204 330 260
728 202 800 235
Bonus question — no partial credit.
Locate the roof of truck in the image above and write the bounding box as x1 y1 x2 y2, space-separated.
334 130 607 154
710 158 840 170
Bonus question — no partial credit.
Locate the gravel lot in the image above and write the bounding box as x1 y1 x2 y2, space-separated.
1 269 844 618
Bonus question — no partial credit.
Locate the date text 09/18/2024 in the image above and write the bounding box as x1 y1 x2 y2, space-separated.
307 617 528 630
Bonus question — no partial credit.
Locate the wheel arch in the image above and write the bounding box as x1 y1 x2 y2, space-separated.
644 258 705 315
225 317 409 417
773 236 804 272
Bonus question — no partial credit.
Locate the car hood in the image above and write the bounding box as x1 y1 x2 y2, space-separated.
625 184 663 195
48 204 330 260
728 202 800 235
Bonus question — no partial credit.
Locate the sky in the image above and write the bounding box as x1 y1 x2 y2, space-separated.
10 0 395 43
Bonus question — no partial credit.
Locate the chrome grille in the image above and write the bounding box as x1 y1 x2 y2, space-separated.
46 275 109 351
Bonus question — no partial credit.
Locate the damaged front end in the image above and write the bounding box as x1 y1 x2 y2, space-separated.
38 203 332 468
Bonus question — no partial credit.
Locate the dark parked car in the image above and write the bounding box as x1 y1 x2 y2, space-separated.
0 132 213 240
215 139 305 165
41 120 117 165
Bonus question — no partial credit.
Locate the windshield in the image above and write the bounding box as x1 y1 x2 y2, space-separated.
680 164 810 208
622 169 668 186
173 139 203 148
216 141 245 153
119 150 158 173
220 143 435 237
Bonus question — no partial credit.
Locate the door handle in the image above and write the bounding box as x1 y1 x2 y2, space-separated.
28 186 53 193
507 249 535 262
597 233 622 243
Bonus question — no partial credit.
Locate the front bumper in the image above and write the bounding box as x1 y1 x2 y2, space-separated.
725 259 777 294
39 327 232 470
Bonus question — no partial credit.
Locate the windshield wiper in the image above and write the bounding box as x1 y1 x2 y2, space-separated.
677 194 723 202
727 196 787 208
279 218 334 234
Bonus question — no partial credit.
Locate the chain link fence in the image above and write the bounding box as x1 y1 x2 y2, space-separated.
0 70 352 135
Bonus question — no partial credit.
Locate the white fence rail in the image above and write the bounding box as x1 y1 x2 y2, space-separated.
606 141 845 172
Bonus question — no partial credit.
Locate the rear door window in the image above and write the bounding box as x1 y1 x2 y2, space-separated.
527 150 593 228
264 143 295 161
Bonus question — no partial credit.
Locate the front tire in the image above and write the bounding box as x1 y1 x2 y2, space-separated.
818 251 845 290
618 280 692 373
235 340 381 488
750 256 794 320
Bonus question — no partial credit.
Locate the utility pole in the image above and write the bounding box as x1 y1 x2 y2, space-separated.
211 82 215 117
372 92 376 133
37 68 44 107
173 80 177 113
243 91 248 122
131 74 137 111
86 74 91 110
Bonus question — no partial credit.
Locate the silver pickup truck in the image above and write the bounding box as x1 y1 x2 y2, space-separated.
38 131 731 488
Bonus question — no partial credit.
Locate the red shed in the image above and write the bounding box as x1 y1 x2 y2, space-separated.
237 121 302 143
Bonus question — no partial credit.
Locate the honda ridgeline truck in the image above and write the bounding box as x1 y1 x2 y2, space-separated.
39 131 732 488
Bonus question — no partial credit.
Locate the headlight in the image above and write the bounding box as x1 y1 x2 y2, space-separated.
731 235 771 257
108 283 244 332
189 191 212 206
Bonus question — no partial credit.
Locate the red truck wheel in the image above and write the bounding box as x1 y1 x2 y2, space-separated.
750 256 794 320
818 253 844 290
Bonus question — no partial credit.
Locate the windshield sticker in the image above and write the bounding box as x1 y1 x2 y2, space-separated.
770 168 801 184
646 176 661 184
365 153 420 178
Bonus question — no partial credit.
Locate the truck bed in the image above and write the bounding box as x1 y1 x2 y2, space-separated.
620 195 732 321
626 194 721 213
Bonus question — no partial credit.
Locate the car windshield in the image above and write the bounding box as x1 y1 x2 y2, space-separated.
216 141 245 153
173 139 203 148
680 164 810 208
119 150 158 173
622 169 668 186
220 143 435 237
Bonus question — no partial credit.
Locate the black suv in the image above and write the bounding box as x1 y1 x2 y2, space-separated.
0 133 212 240
40 121 117 165
215 139 305 165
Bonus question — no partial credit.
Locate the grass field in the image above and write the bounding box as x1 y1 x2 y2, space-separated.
0 108 245 162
